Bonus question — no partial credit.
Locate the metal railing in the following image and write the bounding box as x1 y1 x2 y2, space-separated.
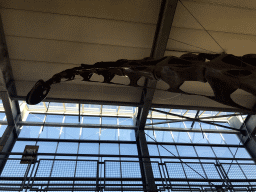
0 158 256 191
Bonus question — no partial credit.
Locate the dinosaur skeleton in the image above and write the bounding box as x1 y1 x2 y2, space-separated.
26 53 256 111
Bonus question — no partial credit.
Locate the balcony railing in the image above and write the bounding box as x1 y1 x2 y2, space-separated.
0 157 256 191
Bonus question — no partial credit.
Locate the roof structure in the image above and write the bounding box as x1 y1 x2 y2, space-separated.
1 0 256 111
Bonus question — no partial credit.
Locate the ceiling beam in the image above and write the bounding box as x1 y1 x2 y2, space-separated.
12 96 255 113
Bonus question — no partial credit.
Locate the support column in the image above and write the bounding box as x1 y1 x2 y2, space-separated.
135 0 178 191
229 115 256 162
0 13 22 173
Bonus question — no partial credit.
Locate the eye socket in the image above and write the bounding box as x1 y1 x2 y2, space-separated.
225 70 252 77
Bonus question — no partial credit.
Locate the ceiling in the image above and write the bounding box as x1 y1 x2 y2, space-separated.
1 0 256 111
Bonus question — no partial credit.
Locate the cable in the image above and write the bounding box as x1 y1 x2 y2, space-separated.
178 0 226 53
154 93 182 101
169 38 219 53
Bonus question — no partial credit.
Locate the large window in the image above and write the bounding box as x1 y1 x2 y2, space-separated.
1 101 255 191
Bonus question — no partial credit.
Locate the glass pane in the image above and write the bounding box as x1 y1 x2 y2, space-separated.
120 144 138 156
205 133 225 144
222 134 240 145
195 146 215 157
201 111 219 116
60 127 80 139
78 143 99 160
212 147 233 158
83 104 101 113
230 148 251 159
19 126 41 138
0 125 7 137
154 131 173 142
168 121 184 128
65 103 78 110
102 105 118 113
26 114 45 122
100 143 119 155
215 122 231 130
65 115 80 123
37 142 58 159
118 118 133 126
27 102 45 110
45 115 63 123
176 146 197 157
48 102 64 111
158 145 178 157
56 142 78 159
189 132 208 143
39 126 61 139
100 128 118 140
145 130 154 141
152 119 168 127
119 129 135 141
102 117 117 125
172 132 191 143
148 145 159 156
80 128 99 140
83 116 100 124
0 112 6 120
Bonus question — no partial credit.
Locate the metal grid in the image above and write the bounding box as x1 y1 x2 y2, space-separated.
75 160 98 177
0 159 29 177
222 163 246 179
51 160 76 177
1 159 256 191
183 163 206 179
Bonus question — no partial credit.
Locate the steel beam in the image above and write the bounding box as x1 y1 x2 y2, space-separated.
150 108 240 131
29 112 133 119
151 103 255 114
0 13 22 174
0 152 254 161
16 137 243 147
229 115 256 163
12 96 256 113
17 121 240 134
13 96 142 107
135 1 179 191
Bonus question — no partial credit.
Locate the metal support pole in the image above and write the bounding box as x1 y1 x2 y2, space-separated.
135 0 179 191
229 115 256 163
0 13 22 174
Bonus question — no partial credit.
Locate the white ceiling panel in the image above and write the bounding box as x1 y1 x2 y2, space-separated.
1 9 156 49
0 0 161 24
173 1 256 35
183 0 256 10
168 27 256 55
6 36 151 64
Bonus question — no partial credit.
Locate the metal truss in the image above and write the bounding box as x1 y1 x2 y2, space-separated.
16 121 240 134
150 108 241 131
16 138 244 148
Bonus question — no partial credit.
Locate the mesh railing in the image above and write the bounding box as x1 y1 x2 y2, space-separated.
0 158 255 191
